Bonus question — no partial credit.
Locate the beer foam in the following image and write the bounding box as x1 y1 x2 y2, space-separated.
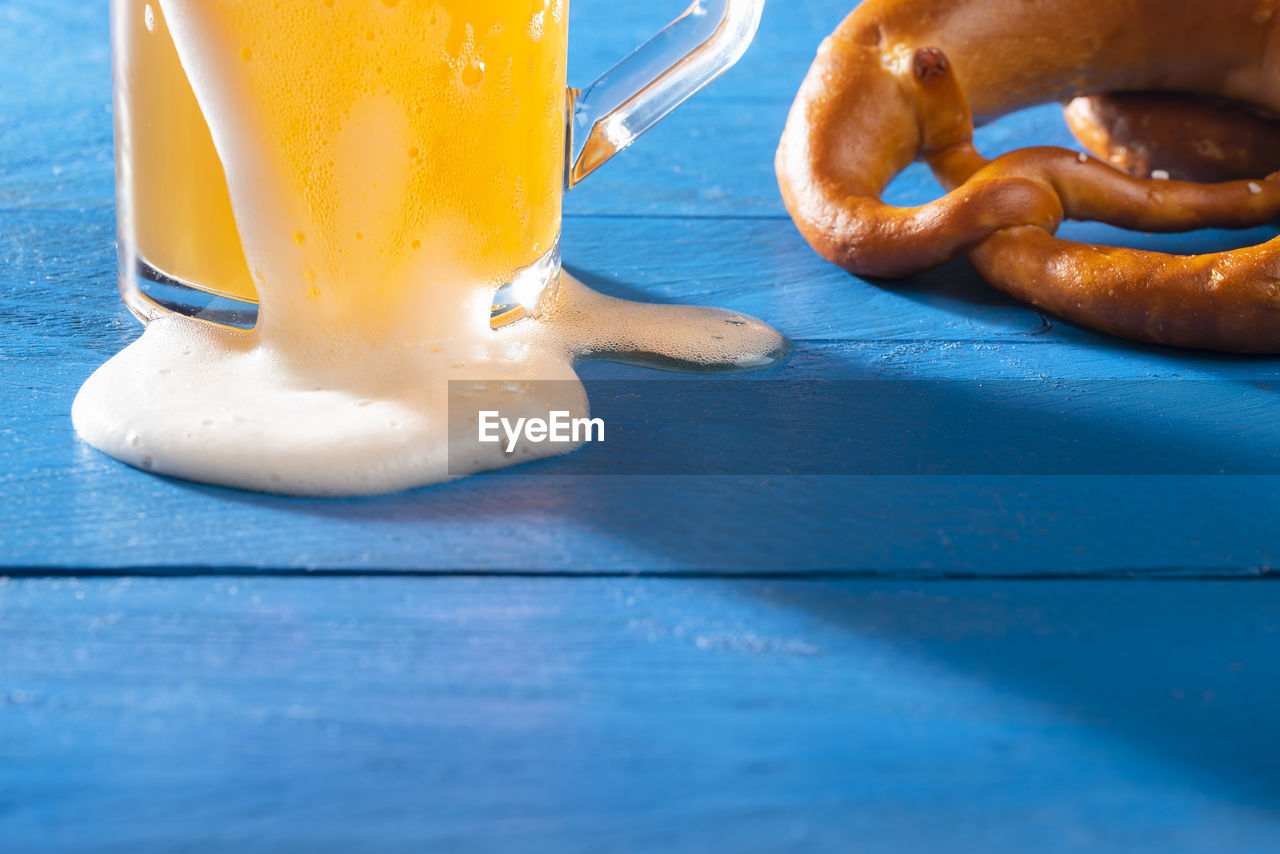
73 275 788 495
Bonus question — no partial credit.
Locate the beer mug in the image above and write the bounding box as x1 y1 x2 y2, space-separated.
110 0 766 337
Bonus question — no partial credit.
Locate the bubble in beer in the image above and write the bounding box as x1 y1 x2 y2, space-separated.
461 62 485 87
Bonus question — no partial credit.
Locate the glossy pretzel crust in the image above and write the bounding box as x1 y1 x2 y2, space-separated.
776 0 1280 352
1065 92 1280 183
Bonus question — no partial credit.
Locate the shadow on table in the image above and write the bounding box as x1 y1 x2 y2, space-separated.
164 261 1280 809
858 226 1280 349
754 579 1280 811
175 304 1280 529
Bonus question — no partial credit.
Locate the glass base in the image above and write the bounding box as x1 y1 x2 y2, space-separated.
490 242 561 328
122 242 562 332
123 256 259 330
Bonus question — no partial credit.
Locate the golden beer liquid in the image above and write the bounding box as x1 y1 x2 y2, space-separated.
118 0 255 299
120 0 568 313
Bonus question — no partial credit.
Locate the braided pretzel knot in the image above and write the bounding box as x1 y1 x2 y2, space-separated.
776 0 1280 353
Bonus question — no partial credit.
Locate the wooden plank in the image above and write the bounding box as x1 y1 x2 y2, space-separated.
4 211 1279 572
8 470 1280 574
23 0 1271 225
7 225 1280 573
11 203 1280 351
5 0 1280 573
3 576 1279 853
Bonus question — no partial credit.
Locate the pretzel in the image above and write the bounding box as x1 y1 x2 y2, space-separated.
1065 92 1280 183
776 0 1280 353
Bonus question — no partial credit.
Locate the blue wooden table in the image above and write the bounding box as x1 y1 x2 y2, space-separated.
4 1 1280 851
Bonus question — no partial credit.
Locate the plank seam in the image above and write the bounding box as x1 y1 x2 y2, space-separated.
0 567 1274 580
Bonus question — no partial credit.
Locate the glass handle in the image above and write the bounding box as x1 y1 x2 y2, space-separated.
566 0 765 188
